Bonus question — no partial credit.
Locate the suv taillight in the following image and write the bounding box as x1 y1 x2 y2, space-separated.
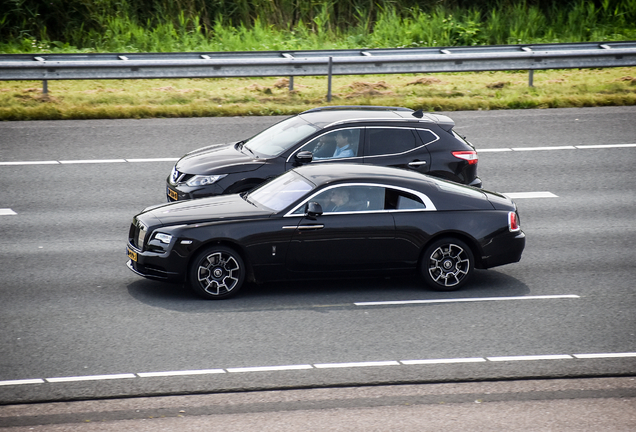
508 212 521 232
452 151 478 165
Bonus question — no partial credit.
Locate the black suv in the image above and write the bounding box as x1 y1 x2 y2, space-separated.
166 106 481 201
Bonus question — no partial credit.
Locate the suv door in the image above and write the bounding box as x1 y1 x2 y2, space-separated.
362 127 432 174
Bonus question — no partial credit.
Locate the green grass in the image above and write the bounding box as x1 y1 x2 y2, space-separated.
2 68 634 120
2 1 636 53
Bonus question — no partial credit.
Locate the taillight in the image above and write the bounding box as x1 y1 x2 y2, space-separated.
452 151 478 165
508 212 521 232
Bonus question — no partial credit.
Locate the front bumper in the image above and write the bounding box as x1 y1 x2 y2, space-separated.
166 182 224 202
126 244 187 282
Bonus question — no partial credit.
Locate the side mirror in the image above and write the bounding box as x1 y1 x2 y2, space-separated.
295 151 313 165
305 201 323 219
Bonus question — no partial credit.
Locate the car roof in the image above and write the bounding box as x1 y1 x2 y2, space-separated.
292 163 435 187
298 106 455 130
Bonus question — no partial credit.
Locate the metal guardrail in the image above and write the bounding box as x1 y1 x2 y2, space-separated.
1 41 635 97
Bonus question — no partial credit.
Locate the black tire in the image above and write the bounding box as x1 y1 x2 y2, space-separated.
189 246 245 299
421 237 474 291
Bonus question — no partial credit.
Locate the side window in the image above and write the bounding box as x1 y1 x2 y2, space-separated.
416 129 437 146
306 185 386 213
385 188 426 210
301 129 361 160
366 128 416 156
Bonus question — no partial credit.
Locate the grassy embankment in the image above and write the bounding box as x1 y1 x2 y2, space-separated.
1 0 635 120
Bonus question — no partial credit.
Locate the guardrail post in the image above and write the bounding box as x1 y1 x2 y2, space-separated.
42 79 48 94
528 70 534 87
327 57 333 102
289 76 294 91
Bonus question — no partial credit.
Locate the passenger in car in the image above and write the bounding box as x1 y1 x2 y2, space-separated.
325 188 351 212
332 130 356 159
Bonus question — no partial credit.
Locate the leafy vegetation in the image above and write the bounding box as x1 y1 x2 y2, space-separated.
1 0 635 53
1 1 635 120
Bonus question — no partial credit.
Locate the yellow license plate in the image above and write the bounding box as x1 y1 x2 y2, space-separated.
127 247 138 262
167 187 178 201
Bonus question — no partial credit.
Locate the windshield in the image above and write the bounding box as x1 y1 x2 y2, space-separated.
247 171 314 212
243 116 320 158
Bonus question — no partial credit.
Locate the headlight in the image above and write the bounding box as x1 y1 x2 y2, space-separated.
154 233 173 244
185 174 227 187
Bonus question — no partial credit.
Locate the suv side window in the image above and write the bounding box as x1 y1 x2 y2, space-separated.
416 129 438 145
366 128 417 156
301 128 362 160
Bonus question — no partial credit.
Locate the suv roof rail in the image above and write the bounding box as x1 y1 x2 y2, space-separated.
301 106 413 114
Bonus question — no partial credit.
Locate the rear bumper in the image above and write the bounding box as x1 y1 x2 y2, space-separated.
479 231 526 269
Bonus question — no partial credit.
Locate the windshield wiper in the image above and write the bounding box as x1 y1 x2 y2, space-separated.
241 192 256 206
239 142 258 158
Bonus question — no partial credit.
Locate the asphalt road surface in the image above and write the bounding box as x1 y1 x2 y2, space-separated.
0 106 635 414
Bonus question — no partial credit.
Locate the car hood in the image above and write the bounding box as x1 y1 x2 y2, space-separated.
176 142 265 175
140 194 274 226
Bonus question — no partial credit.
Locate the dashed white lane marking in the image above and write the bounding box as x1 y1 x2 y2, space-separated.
0 209 17 216
314 361 400 369
478 143 636 152
0 144 633 165
574 352 636 359
138 369 225 378
487 355 573 362
354 295 579 307
401 358 486 365
227 365 314 373
45 373 136 383
2 352 634 387
503 192 558 199
0 379 45 386
0 157 178 166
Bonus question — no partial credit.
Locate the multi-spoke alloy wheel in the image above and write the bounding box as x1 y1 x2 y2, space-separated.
189 246 245 299
421 238 474 291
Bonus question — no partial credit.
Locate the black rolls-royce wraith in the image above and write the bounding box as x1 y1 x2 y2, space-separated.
129 164 524 299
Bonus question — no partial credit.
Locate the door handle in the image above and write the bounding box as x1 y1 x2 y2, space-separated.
408 160 427 167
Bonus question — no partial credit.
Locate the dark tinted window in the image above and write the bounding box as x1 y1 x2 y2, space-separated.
367 128 416 156
385 188 426 210
416 129 438 145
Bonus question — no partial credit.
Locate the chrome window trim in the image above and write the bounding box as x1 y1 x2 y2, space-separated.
284 182 436 217
364 126 440 159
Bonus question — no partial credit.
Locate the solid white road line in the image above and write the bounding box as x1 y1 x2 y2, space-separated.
0 209 17 216
354 295 580 307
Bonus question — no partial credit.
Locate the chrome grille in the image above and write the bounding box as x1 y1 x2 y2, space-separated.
136 220 147 250
129 219 148 250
